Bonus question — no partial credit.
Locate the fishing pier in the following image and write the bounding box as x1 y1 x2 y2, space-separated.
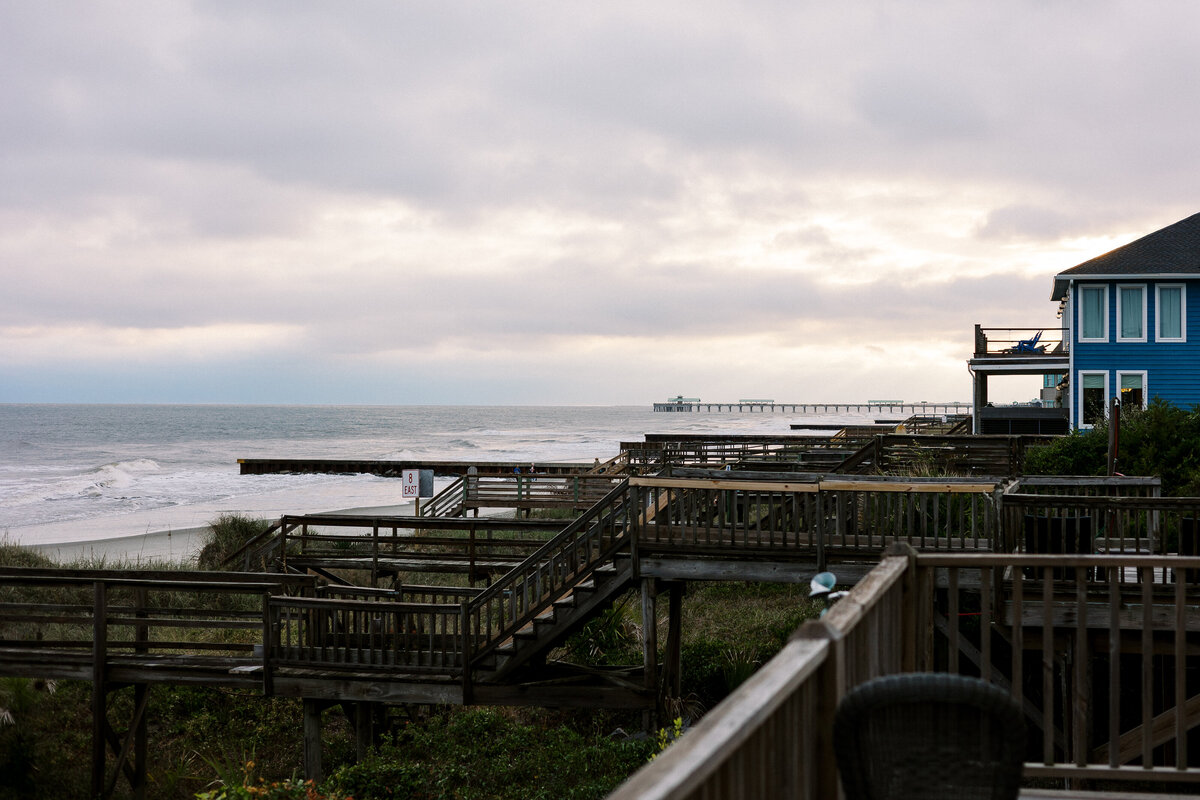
652 397 972 414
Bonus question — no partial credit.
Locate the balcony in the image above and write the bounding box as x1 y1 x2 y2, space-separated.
974 326 1068 359
970 325 1070 386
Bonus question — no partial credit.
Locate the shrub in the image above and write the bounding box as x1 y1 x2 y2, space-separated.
1024 398 1200 495
328 709 651 800
197 514 272 570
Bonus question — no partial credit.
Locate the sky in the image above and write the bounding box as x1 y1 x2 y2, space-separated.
2 2 1198 406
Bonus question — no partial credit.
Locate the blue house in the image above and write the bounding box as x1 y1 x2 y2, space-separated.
970 212 1200 432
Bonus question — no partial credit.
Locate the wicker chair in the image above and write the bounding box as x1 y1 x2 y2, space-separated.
833 673 1026 800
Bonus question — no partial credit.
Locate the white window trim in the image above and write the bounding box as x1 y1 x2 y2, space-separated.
1078 370 1109 429
1078 284 1108 343
1116 370 1149 410
1156 283 1187 342
1116 284 1147 343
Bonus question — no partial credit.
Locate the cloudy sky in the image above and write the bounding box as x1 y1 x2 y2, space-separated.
2 2 1196 405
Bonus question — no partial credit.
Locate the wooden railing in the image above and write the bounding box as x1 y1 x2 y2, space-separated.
834 433 1057 476
466 480 635 670
274 514 564 581
609 549 1200 798
997 493 1200 557
923 553 1200 782
622 436 870 471
1008 475 1162 497
267 596 466 674
630 476 1000 563
0 569 315 679
460 474 620 511
608 551 914 800
221 518 286 571
419 476 467 517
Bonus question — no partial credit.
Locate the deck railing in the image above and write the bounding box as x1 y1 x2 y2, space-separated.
609 549 1200 798
274 514 564 581
267 596 465 674
998 493 1200 558
1008 475 1163 497
461 474 621 510
622 436 871 470
834 433 1058 476
608 552 914 800
630 476 1000 562
974 325 1068 357
0 569 315 679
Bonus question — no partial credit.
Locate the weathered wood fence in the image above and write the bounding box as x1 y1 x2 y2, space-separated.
608 548 1200 798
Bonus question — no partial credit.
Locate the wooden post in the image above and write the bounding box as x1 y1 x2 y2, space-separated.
663 581 684 700
91 581 107 799
641 579 658 728
350 701 374 761
1108 396 1121 476
133 684 147 800
303 699 324 783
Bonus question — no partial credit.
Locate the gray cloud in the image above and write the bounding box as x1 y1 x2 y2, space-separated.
1 1 1196 404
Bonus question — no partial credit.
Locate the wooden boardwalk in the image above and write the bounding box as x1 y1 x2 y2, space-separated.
5 471 1198 798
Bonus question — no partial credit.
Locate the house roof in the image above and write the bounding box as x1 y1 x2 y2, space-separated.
1051 212 1200 300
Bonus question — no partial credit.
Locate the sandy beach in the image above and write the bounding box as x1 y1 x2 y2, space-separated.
9 481 425 564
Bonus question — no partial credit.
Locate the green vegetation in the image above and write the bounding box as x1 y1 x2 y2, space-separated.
1025 398 1200 495
0 514 823 798
197 513 274 570
327 709 651 800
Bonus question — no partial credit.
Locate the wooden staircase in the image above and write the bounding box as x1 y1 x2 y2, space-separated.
479 557 635 681
265 480 645 690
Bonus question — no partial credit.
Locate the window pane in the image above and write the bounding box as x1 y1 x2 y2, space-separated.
1120 286 1143 338
1083 373 1105 389
1081 287 1105 339
1120 374 1144 408
1083 387 1105 424
1160 287 1182 338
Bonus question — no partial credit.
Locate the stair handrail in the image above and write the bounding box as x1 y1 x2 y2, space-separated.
467 480 634 666
419 476 467 517
831 435 882 474
221 518 288 571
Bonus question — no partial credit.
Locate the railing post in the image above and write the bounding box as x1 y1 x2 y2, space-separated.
91 581 108 799
262 593 274 696
793 619 845 799
371 523 379 586
888 542 919 672
461 599 475 694
815 487 826 571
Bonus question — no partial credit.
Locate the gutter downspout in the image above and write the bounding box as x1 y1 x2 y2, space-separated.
1067 278 1076 430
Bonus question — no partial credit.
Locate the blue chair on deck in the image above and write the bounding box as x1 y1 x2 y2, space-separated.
1011 330 1045 353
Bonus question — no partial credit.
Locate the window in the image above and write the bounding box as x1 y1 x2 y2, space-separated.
1079 285 1107 342
1118 371 1147 410
1157 284 1186 341
1079 371 1108 427
1116 284 1146 342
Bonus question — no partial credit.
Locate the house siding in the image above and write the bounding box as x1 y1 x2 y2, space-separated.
1070 278 1200 427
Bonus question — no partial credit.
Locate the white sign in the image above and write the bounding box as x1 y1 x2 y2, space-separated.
401 469 420 498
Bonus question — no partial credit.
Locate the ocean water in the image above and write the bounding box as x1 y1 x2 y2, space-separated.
0 404 835 547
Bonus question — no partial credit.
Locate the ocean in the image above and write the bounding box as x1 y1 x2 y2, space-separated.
0 404 850 556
